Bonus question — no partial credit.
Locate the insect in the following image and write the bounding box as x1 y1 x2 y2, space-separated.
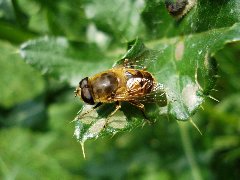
165 0 196 19
74 58 167 125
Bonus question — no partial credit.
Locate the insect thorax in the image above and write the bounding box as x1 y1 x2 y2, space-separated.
91 72 119 101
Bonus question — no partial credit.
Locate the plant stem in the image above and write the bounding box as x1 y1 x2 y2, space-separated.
178 122 202 180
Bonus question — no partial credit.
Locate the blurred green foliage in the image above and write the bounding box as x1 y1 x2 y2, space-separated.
0 0 240 180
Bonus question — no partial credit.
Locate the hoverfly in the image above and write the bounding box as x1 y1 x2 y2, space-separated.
75 58 167 125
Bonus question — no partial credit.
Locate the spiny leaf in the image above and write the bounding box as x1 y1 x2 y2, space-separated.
18 0 240 149
19 36 115 86
74 23 240 146
142 0 240 38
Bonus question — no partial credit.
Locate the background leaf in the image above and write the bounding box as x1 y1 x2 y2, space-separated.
74 23 240 144
1 0 240 179
19 37 116 86
142 0 240 39
83 0 146 42
0 40 44 108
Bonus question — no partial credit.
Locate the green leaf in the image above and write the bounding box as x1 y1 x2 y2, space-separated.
0 40 44 108
18 1 240 147
0 21 35 44
19 37 115 86
214 42 240 92
0 99 48 130
17 0 49 34
74 23 240 145
0 0 16 22
84 0 146 41
0 1 35 43
45 0 88 41
0 127 82 179
142 0 240 39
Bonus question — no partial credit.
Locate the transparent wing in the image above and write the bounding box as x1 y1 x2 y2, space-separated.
113 58 147 70
112 39 159 70
112 83 167 107
136 88 167 107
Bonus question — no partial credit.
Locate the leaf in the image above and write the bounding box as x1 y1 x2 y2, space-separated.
0 127 82 179
0 40 44 108
214 42 240 91
11 0 29 28
83 0 146 41
0 99 48 130
74 103 143 140
142 0 240 39
45 0 88 41
19 36 115 86
19 1 240 147
74 23 240 146
143 23 240 120
0 0 16 22
0 1 35 43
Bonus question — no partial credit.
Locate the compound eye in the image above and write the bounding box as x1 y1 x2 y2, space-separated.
79 77 89 88
81 88 95 105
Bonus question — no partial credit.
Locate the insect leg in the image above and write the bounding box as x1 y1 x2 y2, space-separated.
104 101 121 127
129 101 151 124
71 102 103 123
80 102 103 117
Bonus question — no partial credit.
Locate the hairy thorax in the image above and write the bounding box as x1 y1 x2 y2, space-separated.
90 71 119 101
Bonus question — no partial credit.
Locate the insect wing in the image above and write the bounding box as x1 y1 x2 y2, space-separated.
113 49 159 70
136 87 167 107
113 58 146 70
113 38 162 71
112 83 167 107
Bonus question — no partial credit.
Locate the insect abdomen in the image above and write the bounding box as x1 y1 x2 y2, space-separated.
125 69 154 95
